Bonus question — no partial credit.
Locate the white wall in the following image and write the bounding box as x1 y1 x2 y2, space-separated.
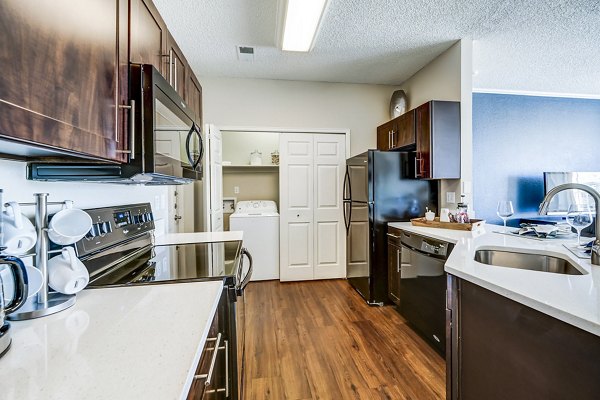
0 159 170 234
201 77 399 157
399 40 474 211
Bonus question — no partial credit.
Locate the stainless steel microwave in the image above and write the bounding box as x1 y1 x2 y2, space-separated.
27 64 203 185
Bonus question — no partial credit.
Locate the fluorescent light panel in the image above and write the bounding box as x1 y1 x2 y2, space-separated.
282 0 328 52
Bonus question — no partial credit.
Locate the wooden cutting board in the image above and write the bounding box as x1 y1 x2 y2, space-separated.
410 217 486 231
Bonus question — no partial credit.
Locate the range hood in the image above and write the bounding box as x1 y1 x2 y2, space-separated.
27 163 197 185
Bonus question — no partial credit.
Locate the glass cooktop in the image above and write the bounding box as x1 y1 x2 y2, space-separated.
86 241 242 288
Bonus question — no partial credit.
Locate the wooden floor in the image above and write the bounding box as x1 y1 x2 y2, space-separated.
242 279 445 400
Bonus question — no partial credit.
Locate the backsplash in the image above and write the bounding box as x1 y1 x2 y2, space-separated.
0 159 170 235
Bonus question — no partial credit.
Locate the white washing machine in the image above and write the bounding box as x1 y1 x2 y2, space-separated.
229 200 280 281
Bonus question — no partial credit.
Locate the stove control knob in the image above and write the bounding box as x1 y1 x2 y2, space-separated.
133 214 141 224
99 221 112 235
85 224 99 239
146 212 154 222
141 213 148 223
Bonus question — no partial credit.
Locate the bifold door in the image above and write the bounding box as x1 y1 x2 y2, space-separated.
280 133 346 281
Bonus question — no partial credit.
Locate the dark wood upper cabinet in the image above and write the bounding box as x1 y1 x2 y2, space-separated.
185 72 203 126
376 120 395 151
166 32 187 98
394 109 415 148
130 0 168 79
0 0 129 162
376 110 415 151
415 100 460 179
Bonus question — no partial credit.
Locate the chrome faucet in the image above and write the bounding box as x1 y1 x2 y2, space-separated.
539 183 600 265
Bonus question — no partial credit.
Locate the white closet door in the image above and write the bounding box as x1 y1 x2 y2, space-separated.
209 124 224 233
313 134 346 279
280 133 314 281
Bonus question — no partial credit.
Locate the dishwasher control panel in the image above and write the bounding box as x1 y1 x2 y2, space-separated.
421 241 448 257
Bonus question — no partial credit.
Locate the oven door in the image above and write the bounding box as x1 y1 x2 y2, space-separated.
400 244 447 354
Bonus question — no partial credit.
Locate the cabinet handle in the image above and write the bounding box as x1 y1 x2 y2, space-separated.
116 100 136 160
388 131 391 148
224 339 229 398
415 153 422 178
169 49 174 86
194 332 222 386
397 248 401 273
386 233 401 239
391 129 395 147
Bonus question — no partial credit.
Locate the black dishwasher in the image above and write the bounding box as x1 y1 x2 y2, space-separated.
400 231 454 355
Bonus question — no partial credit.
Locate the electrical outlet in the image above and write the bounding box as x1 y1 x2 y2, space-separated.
234 186 240 194
446 192 456 204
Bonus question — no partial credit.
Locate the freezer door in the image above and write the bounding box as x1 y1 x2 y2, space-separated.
346 151 370 203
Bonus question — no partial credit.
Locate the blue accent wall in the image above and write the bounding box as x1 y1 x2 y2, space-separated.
473 93 600 224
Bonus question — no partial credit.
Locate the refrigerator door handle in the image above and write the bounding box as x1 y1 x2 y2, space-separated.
343 201 351 234
343 166 352 201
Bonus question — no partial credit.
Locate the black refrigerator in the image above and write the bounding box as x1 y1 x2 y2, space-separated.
343 150 438 305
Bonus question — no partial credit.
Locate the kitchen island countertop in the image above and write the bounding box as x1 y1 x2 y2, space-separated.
0 280 223 400
389 222 600 336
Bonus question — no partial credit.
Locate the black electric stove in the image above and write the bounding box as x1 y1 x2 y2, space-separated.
73 203 247 289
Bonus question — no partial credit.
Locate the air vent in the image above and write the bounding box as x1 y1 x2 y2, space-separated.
237 46 255 62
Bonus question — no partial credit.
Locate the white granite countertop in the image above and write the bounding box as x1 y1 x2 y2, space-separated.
155 231 243 246
389 222 600 336
0 281 223 400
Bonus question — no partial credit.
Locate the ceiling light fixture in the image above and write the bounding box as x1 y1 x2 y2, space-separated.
281 0 328 52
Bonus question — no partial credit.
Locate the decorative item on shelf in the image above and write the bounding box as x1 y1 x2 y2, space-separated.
250 150 262 166
271 150 279 166
389 89 408 119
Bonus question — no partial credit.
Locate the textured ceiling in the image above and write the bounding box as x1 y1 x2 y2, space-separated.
154 0 600 95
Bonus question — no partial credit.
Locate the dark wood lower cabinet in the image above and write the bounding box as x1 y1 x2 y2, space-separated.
188 287 237 400
447 276 600 400
387 228 402 306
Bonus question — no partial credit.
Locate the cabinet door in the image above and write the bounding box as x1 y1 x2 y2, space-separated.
186 72 203 126
0 0 128 161
388 242 401 306
394 110 416 149
166 33 187 97
280 133 315 281
376 120 394 151
415 102 432 179
130 0 167 77
313 134 346 280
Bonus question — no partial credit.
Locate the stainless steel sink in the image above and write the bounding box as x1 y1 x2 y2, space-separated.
474 249 585 275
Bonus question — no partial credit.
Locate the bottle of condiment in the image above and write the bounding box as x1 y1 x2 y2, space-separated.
457 195 469 223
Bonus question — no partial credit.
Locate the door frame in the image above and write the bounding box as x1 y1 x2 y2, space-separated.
217 126 351 160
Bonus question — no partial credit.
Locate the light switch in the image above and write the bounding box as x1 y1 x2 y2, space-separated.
234 186 240 194
446 192 456 204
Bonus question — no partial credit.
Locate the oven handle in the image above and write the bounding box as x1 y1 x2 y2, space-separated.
235 248 253 296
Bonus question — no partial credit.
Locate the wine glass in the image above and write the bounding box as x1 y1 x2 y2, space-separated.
566 204 594 246
497 201 514 231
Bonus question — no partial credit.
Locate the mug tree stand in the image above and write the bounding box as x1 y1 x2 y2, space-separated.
6 193 76 321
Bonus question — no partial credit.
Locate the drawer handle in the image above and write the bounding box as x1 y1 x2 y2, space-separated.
387 233 401 239
194 332 222 386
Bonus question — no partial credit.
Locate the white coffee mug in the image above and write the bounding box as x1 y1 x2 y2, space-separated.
48 201 92 245
2 201 37 255
48 247 89 295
